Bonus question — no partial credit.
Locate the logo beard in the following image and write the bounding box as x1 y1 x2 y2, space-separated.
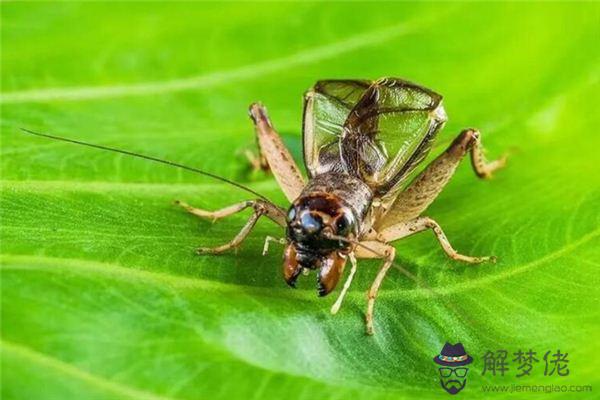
441 379 466 395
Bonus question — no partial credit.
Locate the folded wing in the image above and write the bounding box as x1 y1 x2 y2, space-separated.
341 77 447 196
302 78 447 198
303 80 370 177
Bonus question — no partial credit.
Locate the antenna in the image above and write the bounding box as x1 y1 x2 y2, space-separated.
20 128 278 205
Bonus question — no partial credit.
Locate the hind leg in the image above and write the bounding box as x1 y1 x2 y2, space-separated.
248 103 305 202
376 128 506 228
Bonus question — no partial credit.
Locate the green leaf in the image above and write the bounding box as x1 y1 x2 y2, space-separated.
2 2 599 399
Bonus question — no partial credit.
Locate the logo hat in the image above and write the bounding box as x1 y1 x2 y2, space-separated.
433 342 473 367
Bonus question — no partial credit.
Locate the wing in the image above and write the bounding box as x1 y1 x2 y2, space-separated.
340 77 447 196
302 80 370 177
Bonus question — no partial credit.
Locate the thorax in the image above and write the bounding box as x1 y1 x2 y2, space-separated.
301 172 373 233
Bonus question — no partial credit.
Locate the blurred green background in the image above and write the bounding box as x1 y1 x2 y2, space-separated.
1 2 599 399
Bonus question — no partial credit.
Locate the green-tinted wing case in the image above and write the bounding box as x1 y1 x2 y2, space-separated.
341 77 447 196
302 80 370 177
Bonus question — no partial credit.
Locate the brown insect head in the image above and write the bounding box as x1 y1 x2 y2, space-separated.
283 192 357 296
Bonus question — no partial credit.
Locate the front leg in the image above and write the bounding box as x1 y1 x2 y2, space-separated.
174 199 286 254
262 235 286 256
354 240 397 336
330 253 358 315
377 216 495 264
174 199 286 226
196 211 262 255
175 200 253 222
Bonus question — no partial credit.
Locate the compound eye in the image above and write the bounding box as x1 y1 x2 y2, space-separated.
335 212 355 236
287 206 297 222
300 212 322 234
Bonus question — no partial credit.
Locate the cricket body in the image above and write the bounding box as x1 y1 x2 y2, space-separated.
176 77 507 335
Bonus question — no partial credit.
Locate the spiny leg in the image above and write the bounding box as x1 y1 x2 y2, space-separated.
377 216 495 264
174 200 253 222
376 128 506 228
469 129 507 178
196 211 262 255
248 103 305 202
174 199 286 255
174 199 286 226
330 253 358 315
354 241 396 336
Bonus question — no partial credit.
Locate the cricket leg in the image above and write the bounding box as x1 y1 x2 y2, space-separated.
330 253 358 315
175 200 252 222
195 211 262 255
174 199 286 226
248 103 305 202
354 241 396 335
262 235 286 256
376 128 506 227
194 200 286 254
377 217 495 264
468 129 507 179
244 149 269 172
174 199 286 255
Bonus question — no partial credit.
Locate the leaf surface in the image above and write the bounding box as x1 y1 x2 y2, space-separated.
1 2 599 399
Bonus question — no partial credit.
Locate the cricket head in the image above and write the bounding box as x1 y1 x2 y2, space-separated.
283 192 357 296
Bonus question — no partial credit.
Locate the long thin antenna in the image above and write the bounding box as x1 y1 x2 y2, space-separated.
20 128 276 204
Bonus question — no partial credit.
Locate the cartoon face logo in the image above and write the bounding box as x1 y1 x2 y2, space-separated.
438 366 469 394
433 342 473 395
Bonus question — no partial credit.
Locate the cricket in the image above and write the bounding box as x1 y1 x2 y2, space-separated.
23 77 506 335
